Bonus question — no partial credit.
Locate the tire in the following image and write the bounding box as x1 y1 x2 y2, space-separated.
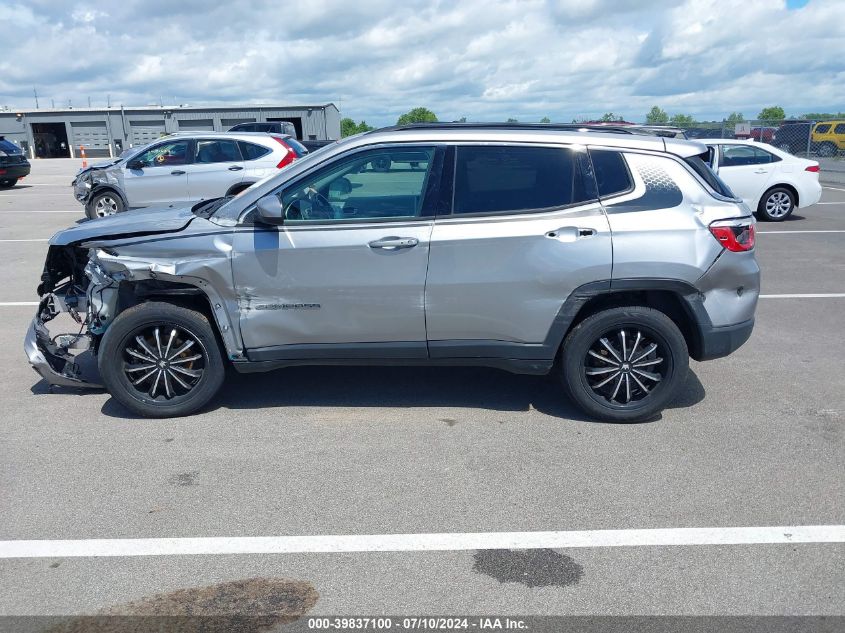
757 187 795 222
817 142 838 158
98 302 226 418
86 191 125 220
559 306 689 423
0 179 15 189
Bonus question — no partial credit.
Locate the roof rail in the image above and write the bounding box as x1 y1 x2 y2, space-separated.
373 122 636 135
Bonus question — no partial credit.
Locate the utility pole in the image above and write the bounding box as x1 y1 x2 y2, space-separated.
88 96 91 108
51 98 55 109
33 88 39 109
107 94 111 108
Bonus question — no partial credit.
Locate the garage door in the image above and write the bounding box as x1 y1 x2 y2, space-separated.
129 120 166 148
70 121 110 158
178 119 215 131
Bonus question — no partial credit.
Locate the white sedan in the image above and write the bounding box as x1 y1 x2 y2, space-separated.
703 139 822 221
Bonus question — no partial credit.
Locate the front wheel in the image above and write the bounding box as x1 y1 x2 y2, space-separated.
757 187 795 221
559 307 689 423
98 302 225 417
86 191 125 219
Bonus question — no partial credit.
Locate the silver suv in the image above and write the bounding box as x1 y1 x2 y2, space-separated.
72 132 308 219
28 124 759 422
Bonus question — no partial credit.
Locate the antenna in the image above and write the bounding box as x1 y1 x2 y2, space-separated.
33 88 39 109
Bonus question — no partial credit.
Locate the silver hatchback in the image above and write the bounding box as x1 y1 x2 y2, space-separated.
29 123 759 421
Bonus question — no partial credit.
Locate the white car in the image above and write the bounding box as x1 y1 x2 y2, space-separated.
73 132 309 219
703 139 822 221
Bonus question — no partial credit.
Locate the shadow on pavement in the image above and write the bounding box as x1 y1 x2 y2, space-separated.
93 364 706 424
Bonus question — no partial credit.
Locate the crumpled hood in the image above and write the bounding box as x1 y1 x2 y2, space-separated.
73 159 122 180
50 206 197 246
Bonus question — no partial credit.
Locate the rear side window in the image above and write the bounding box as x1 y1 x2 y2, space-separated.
195 139 241 163
815 124 831 134
719 144 780 166
238 141 272 160
452 146 590 215
589 150 633 197
684 153 737 199
0 139 22 154
835 123 845 134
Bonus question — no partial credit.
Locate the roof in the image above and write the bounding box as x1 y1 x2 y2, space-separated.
348 123 707 158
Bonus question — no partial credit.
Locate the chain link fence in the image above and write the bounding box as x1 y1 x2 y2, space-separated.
670 119 844 162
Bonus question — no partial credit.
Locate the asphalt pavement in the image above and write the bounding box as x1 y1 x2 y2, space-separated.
0 159 842 622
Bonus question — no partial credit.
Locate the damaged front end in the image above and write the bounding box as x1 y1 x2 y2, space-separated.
25 246 123 389
72 164 121 206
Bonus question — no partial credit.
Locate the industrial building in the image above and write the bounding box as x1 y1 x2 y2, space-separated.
0 103 341 159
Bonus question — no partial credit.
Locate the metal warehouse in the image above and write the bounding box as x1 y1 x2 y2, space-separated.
0 104 341 159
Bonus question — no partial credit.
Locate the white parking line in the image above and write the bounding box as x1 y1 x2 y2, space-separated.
0 210 80 214
0 239 49 242
1 525 842 559
813 201 845 205
0 302 38 306
0 193 71 197
759 293 845 299
757 230 845 234
822 186 845 192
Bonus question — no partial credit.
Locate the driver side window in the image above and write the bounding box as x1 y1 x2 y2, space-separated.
279 146 436 223
134 140 190 167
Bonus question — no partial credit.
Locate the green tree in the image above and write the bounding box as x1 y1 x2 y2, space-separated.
600 112 624 122
725 112 745 124
669 113 695 127
646 106 669 124
397 107 438 125
801 112 845 120
340 118 374 137
757 106 785 121
540 116 551 123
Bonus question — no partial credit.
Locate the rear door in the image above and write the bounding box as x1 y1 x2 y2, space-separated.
231 144 443 358
186 138 245 203
425 144 611 358
712 143 778 208
121 139 192 208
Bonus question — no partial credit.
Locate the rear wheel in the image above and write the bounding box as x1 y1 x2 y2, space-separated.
757 187 795 221
0 179 15 188
560 307 688 423
98 302 225 418
86 192 124 219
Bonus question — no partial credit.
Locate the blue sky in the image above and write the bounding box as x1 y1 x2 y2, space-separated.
0 0 843 125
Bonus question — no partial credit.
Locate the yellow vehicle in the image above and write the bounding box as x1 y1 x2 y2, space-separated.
811 121 845 157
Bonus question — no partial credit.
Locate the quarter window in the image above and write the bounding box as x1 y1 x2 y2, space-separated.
834 123 845 134
452 146 590 215
589 150 633 197
279 147 436 222
238 141 272 160
134 140 190 167
194 139 241 163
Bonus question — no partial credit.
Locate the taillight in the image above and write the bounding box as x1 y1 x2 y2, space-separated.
709 221 755 252
271 136 297 169
805 165 820 172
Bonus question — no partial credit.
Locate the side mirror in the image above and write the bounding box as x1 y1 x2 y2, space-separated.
255 195 284 224
126 159 144 170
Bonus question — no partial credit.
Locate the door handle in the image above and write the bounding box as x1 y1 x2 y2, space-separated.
228 165 244 171
368 236 419 250
754 169 769 174
545 227 596 241
171 170 186 175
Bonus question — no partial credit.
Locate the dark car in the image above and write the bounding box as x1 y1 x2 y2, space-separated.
227 121 336 152
0 137 31 188
772 122 812 155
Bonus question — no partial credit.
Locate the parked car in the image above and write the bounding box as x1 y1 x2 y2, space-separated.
811 120 845 157
749 127 776 143
704 139 821 221
227 121 334 152
72 132 308 219
27 123 759 422
772 121 812 155
0 136 31 188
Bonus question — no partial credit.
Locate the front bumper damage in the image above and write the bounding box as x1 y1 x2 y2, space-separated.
25 316 102 389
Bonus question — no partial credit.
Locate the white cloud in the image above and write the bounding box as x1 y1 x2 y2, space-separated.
0 0 843 124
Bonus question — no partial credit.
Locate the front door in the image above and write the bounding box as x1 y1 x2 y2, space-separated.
425 144 612 358
231 144 443 360
122 139 191 208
